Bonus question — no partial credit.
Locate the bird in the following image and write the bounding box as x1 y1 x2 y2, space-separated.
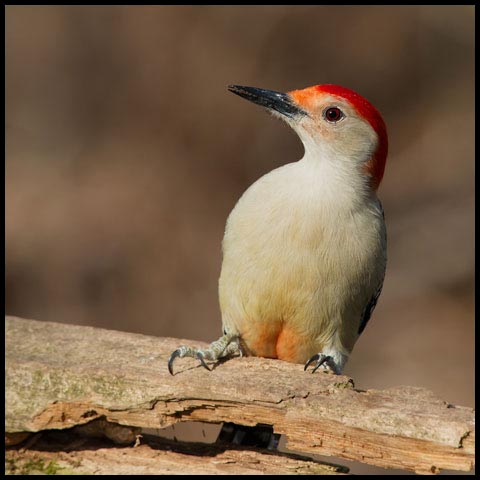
168 83 388 376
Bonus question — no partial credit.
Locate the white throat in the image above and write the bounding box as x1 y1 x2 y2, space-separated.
295 136 374 213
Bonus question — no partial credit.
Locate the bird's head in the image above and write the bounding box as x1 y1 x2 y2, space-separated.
228 84 388 191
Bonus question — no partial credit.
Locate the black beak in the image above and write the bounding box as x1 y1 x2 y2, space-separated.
228 85 307 119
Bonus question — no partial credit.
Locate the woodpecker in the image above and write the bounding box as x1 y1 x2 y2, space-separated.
168 84 387 375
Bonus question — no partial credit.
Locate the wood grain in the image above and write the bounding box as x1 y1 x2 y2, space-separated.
5 316 474 474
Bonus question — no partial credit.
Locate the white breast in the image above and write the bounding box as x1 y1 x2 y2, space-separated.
218 158 386 362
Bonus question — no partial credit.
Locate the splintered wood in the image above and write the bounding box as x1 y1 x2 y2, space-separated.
5 316 475 474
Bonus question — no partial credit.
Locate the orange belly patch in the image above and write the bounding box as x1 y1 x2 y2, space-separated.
242 322 307 364
276 325 306 363
243 322 280 359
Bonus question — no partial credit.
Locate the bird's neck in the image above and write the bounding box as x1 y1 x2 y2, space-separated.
298 143 376 213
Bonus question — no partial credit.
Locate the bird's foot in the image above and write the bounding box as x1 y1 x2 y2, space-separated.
168 332 242 375
304 352 342 375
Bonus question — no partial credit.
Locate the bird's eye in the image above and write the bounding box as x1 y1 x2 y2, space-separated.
324 107 344 123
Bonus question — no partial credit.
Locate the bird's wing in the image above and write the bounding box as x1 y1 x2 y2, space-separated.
358 279 384 335
358 201 386 336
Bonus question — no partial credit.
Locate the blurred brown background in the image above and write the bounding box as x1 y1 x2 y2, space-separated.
6 2 474 435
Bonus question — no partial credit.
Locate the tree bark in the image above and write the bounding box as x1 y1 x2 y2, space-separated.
5 316 474 474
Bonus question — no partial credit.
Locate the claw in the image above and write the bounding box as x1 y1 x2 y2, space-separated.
168 348 212 375
167 333 241 376
168 349 182 375
304 353 332 374
196 352 211 371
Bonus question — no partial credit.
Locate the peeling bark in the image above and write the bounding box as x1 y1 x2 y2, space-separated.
5 316 475 474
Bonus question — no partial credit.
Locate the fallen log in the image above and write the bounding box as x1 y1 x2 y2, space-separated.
5 316 474 474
